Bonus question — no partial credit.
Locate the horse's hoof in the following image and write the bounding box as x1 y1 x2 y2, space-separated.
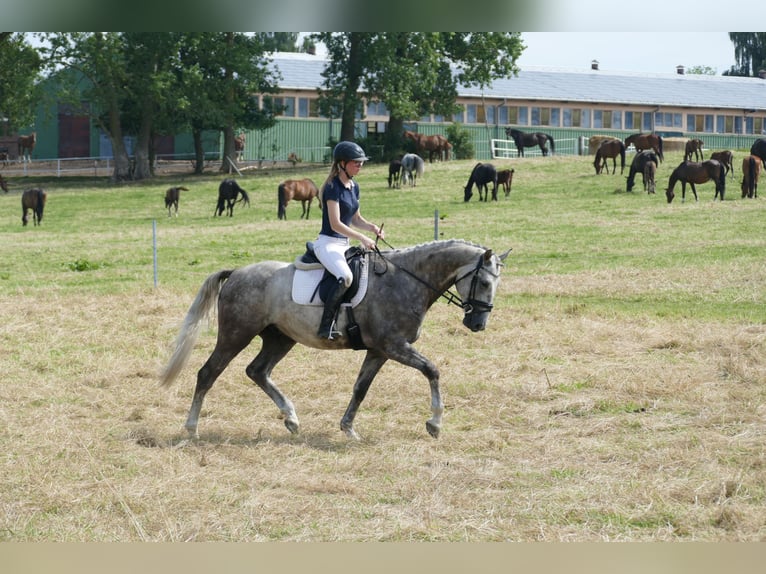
426 421 440 439
283 418 300 435
342 427 361 441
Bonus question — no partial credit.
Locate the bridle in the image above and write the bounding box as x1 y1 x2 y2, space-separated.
371 240 501 315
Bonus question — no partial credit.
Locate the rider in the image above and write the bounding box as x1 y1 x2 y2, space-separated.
314 141 384 339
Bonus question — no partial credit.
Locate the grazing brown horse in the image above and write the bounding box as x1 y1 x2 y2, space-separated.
496 169 515 197
626 150 660 192
740 155 761 199
164 186 189 217
21 188 47 226
684 138 704 161
666 160 726 203
0 174 8 193
388 159 402 188
505 128 555 157
709 150 734 179
593 139 626 174
277 178 319 220
18 132 36 162
404 131 450 163
625 133 664 162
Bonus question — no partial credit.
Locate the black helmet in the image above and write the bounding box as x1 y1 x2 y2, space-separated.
333 141 369 162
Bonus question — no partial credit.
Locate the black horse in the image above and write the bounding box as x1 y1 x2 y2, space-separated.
626 150 660 192
505 128 555 157
750 138 766 170
463 162 498 202
215 179 250 217
21 188 47 226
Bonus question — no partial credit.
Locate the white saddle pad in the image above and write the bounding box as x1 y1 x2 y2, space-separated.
291 258 369 307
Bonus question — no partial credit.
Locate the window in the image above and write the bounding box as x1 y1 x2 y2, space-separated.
497 106 508 125
467 104 478 124
298 97 310 118
453 107 465 123
550 108 560 127
518 107 528 125
594 110 603 129
486 105 496 125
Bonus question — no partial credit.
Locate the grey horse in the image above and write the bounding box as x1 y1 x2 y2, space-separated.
161 239 510 441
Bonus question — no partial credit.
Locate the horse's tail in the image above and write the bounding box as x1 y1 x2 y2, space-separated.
415 155 425 177
657 136 664 162
747 156 756 196
277 183 286 219
36 189 46 221
717 163 726 197
548 135 555 154
160 270 234 388
620 143 626 172
239 188 250 207
593 149 602 174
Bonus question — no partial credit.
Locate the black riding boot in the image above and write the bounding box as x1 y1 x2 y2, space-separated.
318 278 349 339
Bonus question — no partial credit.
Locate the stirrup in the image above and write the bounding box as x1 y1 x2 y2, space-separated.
318 320 341 340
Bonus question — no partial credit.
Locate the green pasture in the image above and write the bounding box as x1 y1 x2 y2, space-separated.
2 148 764 323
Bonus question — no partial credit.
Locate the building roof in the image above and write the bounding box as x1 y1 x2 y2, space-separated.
269 52 766 112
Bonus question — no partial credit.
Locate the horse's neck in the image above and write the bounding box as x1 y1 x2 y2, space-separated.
397 241 480 291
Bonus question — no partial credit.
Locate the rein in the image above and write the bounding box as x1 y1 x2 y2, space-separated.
371 236 498 314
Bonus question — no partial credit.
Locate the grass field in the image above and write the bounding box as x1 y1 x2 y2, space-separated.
1 148 765 541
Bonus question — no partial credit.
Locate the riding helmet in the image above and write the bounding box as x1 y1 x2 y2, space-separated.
333 141 369 162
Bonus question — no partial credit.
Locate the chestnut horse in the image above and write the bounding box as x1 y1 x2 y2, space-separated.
684 138 704 161
404 131 450 163
625 133 664 163
18 132 36 163
740 155 761 199
593 139 625 175
497 169 515 197
710 151 734 179
666 160 726 203
21 188 47 226
234 133 246 161
277 178 319 220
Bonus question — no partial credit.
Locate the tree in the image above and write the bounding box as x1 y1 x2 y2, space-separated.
725 33 766 77
0 33 43 134
312 32 524 157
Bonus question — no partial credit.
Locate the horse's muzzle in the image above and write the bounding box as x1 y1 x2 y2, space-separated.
463 311 490 332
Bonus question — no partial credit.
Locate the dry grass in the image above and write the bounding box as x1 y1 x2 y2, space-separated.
2 152 766 541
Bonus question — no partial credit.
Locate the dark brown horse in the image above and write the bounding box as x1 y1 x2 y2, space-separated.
404 131 450 163
625 133 664 162
0 174 8 193
277 178 319 220
215 179 250 217
626 150 660 192
709 150 734 179
505 128 555 157
593 139 625 175
463 162 498 202
18 132 36 162
643 160 657 195
388 159 402 188
21 188 47 226
749 138 766 170
666 160 726 203
497 169 515 197
740 155 761 199
164 186 189 217
684 138 704 161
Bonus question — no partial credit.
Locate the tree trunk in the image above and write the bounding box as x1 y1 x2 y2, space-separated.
133 115 153 180
340 33 364 142
105 97 132 182
220 126 237 173
384 115 406 159
192 127 205 175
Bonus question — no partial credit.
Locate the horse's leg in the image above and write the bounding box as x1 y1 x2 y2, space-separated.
339 351 389 440
690 183 698 202
384 342 444 438
245 326 300 434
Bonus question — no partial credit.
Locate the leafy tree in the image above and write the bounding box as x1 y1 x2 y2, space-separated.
725 33 766 77
0 33 43 134
686 65 717 76
312 32 524 157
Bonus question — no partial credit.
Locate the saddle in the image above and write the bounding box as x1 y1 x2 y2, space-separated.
292 242 368 306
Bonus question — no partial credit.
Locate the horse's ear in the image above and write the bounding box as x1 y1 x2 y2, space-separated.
497 248 512 262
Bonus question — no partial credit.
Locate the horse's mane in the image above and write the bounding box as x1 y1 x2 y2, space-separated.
385 238 487 256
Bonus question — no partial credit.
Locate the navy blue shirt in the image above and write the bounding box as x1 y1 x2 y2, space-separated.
320 176 360 238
